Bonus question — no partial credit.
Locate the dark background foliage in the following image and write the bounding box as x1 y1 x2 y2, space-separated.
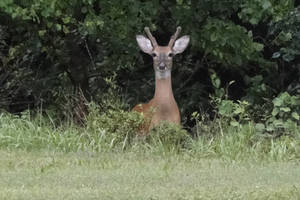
0 0 299 129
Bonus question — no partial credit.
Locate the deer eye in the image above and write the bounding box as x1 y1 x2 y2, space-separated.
168 53 174 57
151 53 157 57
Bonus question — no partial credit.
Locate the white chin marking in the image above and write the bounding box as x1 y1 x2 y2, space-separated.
155 70 171 79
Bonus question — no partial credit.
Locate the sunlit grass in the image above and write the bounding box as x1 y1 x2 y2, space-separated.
0 111 300 161
0 111 300 199
0 150 300 200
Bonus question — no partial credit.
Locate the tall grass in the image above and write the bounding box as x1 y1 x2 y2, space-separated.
187 121 300 161
0 109 299 161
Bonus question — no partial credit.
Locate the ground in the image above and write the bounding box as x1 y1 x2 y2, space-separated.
1 150 300 200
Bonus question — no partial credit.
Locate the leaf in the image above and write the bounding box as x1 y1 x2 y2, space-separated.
233 106 243 115
176 0 183 5
210 72 220 88
262 0 272 9
273 119 283 127
55 24 62 31
81 7 88 14
284 120 297 130
253 43 264 51
218 100 234 117
248 30 253 38
272 52 281 58
38 30 46 37
210 32 218 42
291 112 300 120
266 124 275 132
230 121 240 127
279 107 291 112
273 97 283 107
249 17 259 25
279 32 292 42
62 17 71 24
214 78 221 89
271 108 279 116
63 26 70 34
255 123 265 132
282 54 295 62
0 0 13 8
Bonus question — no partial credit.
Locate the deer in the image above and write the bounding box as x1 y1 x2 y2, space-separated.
133 26 190 134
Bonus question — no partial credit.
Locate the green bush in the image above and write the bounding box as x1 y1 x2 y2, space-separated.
85 102 144 150
0 0 299 142
147 122 190 151
255 92 300 135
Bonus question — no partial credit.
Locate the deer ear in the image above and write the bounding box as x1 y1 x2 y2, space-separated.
136 35 153 54
172 35 190 55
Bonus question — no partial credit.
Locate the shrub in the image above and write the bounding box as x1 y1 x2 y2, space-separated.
85 102 144 150
147 122 190 150
256 92 300 135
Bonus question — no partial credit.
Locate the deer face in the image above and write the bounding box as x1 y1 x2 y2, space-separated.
152 46 173 72
136 27 190 79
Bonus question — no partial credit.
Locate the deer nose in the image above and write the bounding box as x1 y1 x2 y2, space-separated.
159 63 166 70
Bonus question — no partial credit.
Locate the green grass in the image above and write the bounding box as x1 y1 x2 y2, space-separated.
0 150 300 200
1 112 299 161
0 112 300 199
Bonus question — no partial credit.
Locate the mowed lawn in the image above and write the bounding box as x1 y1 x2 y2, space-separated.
0 150 300 200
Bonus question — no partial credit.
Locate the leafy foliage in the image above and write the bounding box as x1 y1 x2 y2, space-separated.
269 7 300 62
200 18 264 66
255 92 300 135
0 1 299 137
148 122 190 150
85 102 144 150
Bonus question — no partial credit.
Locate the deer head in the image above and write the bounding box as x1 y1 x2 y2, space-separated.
136 27 190 79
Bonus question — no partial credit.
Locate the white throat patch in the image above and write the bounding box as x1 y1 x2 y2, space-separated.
155 69 171 79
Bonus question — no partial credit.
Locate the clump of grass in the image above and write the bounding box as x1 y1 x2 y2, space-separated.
84 102 144 151
188 117 300 162
137 122 191 155
0 106 143 152
0 111 82 152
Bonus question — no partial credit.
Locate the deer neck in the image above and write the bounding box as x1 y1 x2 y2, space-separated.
153 70 175 102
